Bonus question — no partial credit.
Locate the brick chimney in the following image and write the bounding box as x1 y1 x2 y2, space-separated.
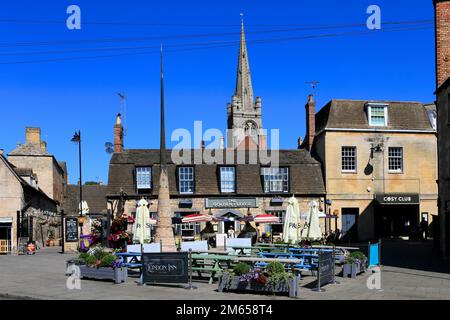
26 127 41 145
114 113 124 153
435 0 450 88
305 94 316 151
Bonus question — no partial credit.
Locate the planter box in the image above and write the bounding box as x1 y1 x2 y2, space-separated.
218 273 299 298
342 260 367 279
66 261 128 284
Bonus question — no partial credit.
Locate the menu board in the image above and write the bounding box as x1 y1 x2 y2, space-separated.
317 251 334 287
65 218 79 242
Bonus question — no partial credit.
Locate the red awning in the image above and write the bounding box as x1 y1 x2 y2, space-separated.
254 214 279 224
181 214 213 223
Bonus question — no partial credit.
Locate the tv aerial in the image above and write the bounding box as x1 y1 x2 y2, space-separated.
105 142 114 154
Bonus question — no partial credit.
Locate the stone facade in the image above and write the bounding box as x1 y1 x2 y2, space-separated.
0 155 58 253
8 127 67 208
312 100 438 241
435 0 450 88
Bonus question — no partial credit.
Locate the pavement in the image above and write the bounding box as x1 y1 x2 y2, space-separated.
0 239 449 300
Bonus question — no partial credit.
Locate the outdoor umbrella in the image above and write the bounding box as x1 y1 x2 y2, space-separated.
181 213 212 223
254 214 279 224
301 201 323 240
133 198 151 244
78 201 90 233
283 196 301 244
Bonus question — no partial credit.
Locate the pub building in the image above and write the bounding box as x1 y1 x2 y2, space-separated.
309 99 438 241
106 21 326 243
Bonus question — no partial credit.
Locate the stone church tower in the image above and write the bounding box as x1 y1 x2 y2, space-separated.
227 21 267 150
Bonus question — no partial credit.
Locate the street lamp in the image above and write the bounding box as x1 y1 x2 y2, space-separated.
71 130 83 236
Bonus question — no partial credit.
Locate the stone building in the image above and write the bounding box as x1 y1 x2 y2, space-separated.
309 99 438 241
8 127 67 208
106 22 326 241
434 0 450 256
0 153 58 253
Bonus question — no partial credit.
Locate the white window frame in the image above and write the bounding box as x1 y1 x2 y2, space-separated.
178 166 194 194
388 147 403 173
261 167 289 193
136 167 152 190
341 146 357 173
220 166 236 193
367 103 389 127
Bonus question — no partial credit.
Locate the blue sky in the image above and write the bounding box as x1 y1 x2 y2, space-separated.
0 0 436 184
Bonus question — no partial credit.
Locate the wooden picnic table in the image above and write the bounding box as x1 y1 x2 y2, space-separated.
191 254 237 284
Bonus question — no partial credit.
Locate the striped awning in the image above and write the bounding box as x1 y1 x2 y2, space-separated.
181 214 212 223
254 214 279 224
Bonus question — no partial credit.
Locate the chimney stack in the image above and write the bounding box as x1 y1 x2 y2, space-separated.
434 0 450 88
26 127 41 145
40 141 47 153
305 94 316 151
114 113 124 154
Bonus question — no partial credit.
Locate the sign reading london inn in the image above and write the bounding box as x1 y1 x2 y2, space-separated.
205 197 259 209
375 194 420 205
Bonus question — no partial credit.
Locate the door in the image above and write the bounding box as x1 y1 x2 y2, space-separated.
342 208 359 243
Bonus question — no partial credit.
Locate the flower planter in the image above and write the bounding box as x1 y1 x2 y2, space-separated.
218 273 299 298
342 259 367 279
66 262 128 284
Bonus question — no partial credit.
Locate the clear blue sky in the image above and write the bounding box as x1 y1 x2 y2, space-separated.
0 0 436 185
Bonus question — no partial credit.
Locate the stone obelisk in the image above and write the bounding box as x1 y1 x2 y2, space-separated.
154 46 177 252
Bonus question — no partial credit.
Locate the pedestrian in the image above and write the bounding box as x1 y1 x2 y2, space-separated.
227 226 235 238
420 218 429 241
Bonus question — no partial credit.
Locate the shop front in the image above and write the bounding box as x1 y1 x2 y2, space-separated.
0 217 13 254
374 194 420 238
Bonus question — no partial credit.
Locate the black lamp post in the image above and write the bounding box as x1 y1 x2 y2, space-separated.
71 131 83 236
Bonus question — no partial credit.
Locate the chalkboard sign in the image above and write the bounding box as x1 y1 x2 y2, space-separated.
317 251 333 287
142 252 188 284
65 218 79 242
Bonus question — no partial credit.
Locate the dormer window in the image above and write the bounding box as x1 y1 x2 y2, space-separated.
367 103 388 126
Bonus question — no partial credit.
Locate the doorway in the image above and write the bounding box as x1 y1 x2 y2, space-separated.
342 208 359 243
375 204 419 238
0 223 12 254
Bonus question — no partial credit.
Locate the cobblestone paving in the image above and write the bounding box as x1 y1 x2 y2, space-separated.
0 240 448 300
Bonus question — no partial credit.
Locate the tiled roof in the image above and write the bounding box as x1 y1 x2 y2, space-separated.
64 184 108 216
9 143 48 156
315 100 436 133
107 149 325 197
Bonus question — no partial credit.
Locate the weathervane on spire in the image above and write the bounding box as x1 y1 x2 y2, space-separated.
306 81 320 96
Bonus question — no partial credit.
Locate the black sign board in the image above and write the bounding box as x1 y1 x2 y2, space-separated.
142 252 189 284
65 218 79 242
317 251 334 288
376 194 419 205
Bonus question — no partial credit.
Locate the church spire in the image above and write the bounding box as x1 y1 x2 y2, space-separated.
234 16 254 111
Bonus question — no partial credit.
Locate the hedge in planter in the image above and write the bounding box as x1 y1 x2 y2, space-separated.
342 251 368 279
218 262 299 298
66 245 128 284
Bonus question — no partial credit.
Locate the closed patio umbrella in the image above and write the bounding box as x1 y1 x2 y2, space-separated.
283 196 301 244
133 198 151 244
301 201 323 240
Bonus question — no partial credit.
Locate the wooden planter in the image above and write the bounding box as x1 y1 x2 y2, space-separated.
66 262 128 284
218 273 299 298
342 260 367 279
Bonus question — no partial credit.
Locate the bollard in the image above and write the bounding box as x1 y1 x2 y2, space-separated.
184 249 197 290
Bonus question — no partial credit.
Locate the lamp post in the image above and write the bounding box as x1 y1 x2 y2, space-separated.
71 131 83 237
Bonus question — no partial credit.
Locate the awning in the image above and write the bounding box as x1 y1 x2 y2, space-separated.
181 214 212 223
254 214 279 224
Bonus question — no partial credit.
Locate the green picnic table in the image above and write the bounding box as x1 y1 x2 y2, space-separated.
191 253 238 284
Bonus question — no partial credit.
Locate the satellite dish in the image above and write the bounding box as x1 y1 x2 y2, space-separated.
105 142 114 154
